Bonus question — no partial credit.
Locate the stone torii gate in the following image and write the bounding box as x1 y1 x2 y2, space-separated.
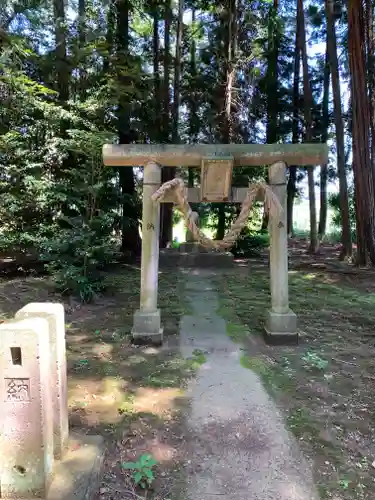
103 143 328 345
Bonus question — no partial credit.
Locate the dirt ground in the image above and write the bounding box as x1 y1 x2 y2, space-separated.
215 239 375 500
1 240 375 499
0 264 193 500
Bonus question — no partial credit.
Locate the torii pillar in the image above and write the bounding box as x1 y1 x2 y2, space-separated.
132 162 163 344
265 161 297 344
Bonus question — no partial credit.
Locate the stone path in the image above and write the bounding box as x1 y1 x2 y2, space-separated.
180 269 319 500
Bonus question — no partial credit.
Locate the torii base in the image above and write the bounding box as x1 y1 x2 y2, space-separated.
160 243 234 268
179 242 209 253
131 309 163 345
264 309 298 345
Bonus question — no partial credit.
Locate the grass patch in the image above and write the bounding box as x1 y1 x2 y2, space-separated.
239 354 268 373
226 321 249 342
239 354 296 394
286 407 319 440
189 349 207 367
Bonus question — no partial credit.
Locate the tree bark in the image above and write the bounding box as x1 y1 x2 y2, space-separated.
172 0 183 143
160 0 174 248
116 0 141 257
287 2 301 237
216 0 237 240
325 0 352 258
298 0 318 253
78 0 86 97
266 0 279 145
53 0 69 102
153 7 161 142
318 42 330 239
365 0 375 171
348 0 375 265
263 0 279 233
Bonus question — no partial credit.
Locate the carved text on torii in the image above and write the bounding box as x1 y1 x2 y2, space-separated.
5 378 31 402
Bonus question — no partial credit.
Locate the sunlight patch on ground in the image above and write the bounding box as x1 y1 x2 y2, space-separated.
68 376 130 425
133 387 184 417
303 272 318 280
91 343 113 357
69 377 125 406
148 438 179 463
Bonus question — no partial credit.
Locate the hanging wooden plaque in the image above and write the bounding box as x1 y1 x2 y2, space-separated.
200 155 234 202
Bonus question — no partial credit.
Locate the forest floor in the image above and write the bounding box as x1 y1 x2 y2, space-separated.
0 240 374 499
215 239 375 500
0 263 193 500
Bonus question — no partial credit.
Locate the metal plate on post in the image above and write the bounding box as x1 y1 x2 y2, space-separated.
200 155 234 202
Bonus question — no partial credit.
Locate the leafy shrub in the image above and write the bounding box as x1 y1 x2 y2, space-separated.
231 231 269 258
38 130 121 302
328 188 356 242
0 57 121 302
122 454 158 489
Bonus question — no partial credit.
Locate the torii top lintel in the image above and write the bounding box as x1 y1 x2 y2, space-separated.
102 143 328 168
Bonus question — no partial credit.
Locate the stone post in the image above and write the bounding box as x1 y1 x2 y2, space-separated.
132 161 163 344
15 303 68 460
0 317 54 498
265 161 298 343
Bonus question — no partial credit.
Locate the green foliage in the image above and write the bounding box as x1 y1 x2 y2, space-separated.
38 129 120 301
328 189 356 242
301 351 329 371
121 454 158 489
0 28 122 301
231 231 269 258
0 66 120 300
171 238 180 248
190 348 207 366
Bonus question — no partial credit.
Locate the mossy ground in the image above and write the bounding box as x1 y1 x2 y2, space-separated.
215 240 375 500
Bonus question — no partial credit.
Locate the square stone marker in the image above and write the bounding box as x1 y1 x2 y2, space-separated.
16 303 69 460
0 317 54 499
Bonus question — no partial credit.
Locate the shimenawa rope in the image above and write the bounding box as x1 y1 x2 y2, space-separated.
151 178 282 250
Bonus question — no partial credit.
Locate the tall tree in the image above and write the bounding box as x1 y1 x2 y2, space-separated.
103 3 115 74
365 0 375 167
187 7 198 188
172 0 183 143
152 3 161 141
116 0 141 256
298 0 318 253
287 4 301 236
348 0 375 264
53 0 69 102
318 43 330 239
325 0 352 258
78 0 86 96
262 0 280 232
266 0 279 145
160 0 173 248
216 0 237 240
